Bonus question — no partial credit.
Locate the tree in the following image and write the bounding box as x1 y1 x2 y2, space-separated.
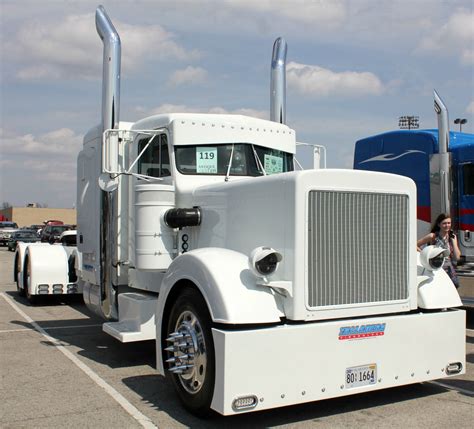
2 202 12 209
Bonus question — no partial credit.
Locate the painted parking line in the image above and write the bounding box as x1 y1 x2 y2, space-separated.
0 323 103 334
0 292 158 429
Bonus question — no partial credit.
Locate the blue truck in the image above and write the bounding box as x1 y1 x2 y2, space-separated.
354 92 474 276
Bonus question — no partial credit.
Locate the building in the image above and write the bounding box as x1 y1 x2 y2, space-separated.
0 207 76 227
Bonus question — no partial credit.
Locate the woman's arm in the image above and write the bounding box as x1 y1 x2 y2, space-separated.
451 234 462 261
417 233 434 252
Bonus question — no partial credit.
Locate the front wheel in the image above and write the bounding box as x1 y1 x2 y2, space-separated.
165 288 215 417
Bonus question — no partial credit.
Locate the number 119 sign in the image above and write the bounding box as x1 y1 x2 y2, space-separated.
196 147 218 174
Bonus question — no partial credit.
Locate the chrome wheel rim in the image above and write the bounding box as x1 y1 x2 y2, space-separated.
166 310 207 394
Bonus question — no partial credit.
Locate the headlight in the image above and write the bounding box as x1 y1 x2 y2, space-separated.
249 246 282 278
420 245 450 271
429 254 444 269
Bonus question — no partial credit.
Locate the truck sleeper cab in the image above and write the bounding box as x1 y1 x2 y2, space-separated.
354 129 474 264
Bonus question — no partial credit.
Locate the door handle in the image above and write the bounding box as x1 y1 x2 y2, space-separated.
464 230 471 242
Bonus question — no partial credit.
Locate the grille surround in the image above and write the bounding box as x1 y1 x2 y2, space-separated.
307 190 409 308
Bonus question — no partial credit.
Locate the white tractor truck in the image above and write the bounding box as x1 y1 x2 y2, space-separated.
16 5 466 417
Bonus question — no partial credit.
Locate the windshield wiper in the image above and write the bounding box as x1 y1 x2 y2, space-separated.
252 145 267 176
224 144 235 182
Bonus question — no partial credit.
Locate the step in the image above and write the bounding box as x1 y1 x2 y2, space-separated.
103 292 157 342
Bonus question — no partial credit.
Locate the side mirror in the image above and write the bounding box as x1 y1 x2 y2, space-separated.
102 129 120 174
99 129 121 192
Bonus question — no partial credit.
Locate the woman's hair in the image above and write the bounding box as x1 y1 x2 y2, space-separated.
431 213 451 233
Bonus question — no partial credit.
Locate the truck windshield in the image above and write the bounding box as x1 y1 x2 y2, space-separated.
175 143 293 176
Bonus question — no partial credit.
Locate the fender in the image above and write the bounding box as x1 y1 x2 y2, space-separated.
70 247 82 273
15 242 50 291
69 247 83 289
155 248 284 374
24 244 71 295
417 253 462 309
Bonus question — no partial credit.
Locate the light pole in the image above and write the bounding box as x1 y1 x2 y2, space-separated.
398 116 419 130
454 118 467 132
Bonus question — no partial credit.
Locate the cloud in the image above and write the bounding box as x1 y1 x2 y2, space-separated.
229 0 347 26
287 62 385 97
417 9 474 65
467 101 474 114
0 128 82 205
140 104 268 119
1 128 83 156
9 12 200 81
168 66 208 87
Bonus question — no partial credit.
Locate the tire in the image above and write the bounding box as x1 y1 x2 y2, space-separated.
15 253 25 297
24 257 37 305
165 288 215 417
68 256 78 283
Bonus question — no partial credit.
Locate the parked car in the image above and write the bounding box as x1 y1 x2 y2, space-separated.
7 230 41 251
29 224 44 235
40 224 73 243
0 221 19 246
44 220 64 226
59 230 77 247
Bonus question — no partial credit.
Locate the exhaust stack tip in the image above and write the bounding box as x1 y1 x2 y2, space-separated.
95 4 121 132
433 89 450 154
433 89 445 115
270 37 287 124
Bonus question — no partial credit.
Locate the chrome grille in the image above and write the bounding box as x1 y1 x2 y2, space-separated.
307 191 409 307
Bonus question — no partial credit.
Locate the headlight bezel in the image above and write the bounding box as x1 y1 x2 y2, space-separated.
249 246 282 279
420 245 450 271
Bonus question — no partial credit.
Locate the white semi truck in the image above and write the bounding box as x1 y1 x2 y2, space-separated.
16 5 466 417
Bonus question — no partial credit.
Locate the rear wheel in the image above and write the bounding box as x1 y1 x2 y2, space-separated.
15 253 25 297
24 257 37 305
165 288 215 417
68 256 78 283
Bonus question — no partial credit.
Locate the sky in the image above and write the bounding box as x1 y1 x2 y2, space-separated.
1 0 473 208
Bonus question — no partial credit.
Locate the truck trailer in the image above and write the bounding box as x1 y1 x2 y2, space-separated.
16 5 466 417
354 93 474 268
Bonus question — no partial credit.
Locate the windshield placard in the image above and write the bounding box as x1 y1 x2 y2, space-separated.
196 147 218 174
264 154 283 175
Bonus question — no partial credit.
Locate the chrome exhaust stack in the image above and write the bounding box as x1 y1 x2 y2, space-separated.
433 90 451 216
270 37 287 124
96 5 121 131
92 5 121 320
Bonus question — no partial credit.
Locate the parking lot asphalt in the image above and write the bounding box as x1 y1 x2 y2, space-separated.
0 247 473 428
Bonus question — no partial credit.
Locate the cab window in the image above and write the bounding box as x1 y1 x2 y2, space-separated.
137 134 171 178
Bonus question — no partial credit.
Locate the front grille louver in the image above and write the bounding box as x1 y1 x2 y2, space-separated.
307 191 409 307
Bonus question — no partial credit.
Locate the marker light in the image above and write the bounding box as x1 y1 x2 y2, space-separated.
232 395 258 411
446 362 463 375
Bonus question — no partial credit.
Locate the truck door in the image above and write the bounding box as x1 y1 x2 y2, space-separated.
458 161 474 262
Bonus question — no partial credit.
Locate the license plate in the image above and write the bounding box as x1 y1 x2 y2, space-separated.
345 364 377 389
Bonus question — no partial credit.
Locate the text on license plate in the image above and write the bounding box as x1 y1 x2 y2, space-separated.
345 364 377 389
